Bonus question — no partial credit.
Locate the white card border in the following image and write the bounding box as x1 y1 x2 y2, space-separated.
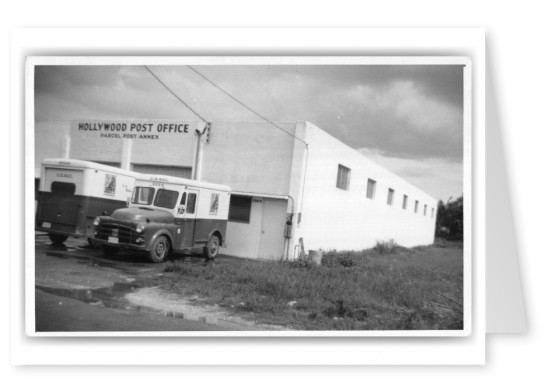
11 27 485 365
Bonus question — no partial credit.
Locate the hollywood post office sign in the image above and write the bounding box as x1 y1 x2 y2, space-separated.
71 120 202 141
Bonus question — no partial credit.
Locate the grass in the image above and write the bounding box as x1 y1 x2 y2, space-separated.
158 239 463 330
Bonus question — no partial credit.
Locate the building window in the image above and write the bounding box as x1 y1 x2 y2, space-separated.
423 204 427 216
387 188 394 205
431 207 435 218
414 200 419 213
402 194 408 210
366 178 376 199
228 195 252 223
336 164 351 190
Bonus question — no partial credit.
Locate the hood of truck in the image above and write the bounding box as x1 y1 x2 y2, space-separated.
110 207 173 224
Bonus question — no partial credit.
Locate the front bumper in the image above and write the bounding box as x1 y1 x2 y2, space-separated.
89 237 148 251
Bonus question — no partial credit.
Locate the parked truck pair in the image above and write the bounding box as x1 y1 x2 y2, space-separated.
35 159 231 262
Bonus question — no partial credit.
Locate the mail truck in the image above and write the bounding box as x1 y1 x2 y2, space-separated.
91 175 231 262
36 159 139 245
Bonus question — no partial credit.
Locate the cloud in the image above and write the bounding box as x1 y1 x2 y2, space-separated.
380 81 462 133
358 148 463 201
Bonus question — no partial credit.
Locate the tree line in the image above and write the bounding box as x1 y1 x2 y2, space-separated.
435 195 463 241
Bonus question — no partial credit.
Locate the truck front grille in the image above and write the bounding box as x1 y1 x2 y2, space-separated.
96 221 134 244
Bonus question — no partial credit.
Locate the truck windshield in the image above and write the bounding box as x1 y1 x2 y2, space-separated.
132 187 155 205
153 189 179 209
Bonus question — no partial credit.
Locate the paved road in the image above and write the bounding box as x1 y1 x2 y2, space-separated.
34 233 243 332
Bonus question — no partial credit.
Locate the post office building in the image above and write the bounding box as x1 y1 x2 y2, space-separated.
35 119 438 260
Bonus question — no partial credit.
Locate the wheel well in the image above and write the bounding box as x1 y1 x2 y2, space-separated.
211 231 222 244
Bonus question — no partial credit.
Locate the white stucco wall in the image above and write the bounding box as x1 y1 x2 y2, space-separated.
34 120 71 176
293 122 437 253
200 121 297 196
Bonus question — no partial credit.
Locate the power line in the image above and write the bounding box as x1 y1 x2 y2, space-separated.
186 65 307 145
143 65 208 123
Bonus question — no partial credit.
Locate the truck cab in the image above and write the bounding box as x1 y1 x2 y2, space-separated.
90 175 231 262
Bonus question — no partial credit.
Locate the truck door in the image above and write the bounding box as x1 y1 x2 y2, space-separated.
176 190 198 248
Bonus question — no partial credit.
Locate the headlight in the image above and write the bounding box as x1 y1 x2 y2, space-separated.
93 217 101 226
135 223 145 233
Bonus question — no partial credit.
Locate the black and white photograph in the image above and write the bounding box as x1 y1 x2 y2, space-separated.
29 57 470 335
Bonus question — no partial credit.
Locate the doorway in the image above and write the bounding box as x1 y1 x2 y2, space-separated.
257 198 288 260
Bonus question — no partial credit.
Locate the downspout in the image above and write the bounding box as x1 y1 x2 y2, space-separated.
288 142 309 261
284 195 295 261
298 143 309 226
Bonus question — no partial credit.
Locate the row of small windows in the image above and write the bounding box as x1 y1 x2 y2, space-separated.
336 164 435 218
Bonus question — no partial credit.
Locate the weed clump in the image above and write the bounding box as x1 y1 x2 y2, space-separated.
289 258 314 269
373 239 399 255
321 250 357 268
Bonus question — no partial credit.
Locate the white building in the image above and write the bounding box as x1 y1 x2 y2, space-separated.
35 119 437 260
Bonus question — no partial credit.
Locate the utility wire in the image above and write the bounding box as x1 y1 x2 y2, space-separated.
187 65 307 145
143 65 208 123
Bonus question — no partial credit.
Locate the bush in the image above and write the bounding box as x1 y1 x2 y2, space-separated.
373 239 398 255
321 250 356 268
289 258 314 269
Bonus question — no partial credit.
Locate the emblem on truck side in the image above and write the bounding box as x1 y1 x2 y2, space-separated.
104 173 117 196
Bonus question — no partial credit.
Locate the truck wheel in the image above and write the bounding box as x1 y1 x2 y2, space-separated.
148 236 169 263
102 246 119 256
48 233 68 245
204 235 220 260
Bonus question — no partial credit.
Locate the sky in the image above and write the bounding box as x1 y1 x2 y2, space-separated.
35 64 464 201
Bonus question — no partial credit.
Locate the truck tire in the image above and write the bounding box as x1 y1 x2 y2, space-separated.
48 233 68 245
204 235 220 260
147 235 169 263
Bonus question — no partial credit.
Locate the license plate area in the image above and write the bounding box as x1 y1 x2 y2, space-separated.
108 236 119 244
42 222 51 228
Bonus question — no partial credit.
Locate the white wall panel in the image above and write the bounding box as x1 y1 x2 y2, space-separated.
295 122 437 252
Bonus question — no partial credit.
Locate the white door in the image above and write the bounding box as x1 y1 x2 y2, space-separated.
257 198 288 260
